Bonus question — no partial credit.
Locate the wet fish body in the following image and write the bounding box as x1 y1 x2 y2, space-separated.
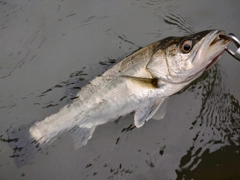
6 30 231 166
30 41 188 146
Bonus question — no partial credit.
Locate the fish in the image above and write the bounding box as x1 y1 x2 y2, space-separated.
2 30 231 167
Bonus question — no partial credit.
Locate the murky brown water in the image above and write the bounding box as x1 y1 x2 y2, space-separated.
1 0 240 179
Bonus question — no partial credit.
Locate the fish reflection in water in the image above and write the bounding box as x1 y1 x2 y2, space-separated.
177 65 240 179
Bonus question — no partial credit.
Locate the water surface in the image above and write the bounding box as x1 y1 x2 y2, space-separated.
1 0 240 179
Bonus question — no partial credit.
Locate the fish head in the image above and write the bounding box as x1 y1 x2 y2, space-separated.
148 30 231 84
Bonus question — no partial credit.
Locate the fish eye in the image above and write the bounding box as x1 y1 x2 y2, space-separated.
179 40 193 53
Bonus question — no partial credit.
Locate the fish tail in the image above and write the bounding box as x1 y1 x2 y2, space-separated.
1 125 44 167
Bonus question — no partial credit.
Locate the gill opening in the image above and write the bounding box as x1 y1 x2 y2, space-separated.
164 50 173 78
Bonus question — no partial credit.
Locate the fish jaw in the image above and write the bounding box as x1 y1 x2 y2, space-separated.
194 30 231 71
205 50 225 70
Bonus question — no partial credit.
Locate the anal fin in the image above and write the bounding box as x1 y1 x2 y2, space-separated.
70 126 96 149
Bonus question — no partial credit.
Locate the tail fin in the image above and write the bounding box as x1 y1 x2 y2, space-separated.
1 124 43 167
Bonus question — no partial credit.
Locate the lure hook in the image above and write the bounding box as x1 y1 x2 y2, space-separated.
225 33 240 61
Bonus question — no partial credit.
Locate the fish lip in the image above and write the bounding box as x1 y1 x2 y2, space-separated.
197 30 231 70
205 31 232 70
205 31 231 70
206 30 231 49
209 31 231 46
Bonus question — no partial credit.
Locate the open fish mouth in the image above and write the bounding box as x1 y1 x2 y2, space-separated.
205 32 231 70
210 34 230 46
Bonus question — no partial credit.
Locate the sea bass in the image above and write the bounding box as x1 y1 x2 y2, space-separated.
4 30 231 166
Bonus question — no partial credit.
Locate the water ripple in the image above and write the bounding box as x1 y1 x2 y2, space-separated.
177 65 240 178
163 12 196 34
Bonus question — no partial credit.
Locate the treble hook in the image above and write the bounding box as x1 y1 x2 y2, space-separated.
225 33 240 61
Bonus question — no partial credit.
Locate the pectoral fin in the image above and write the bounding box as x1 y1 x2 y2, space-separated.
122 76 159 88
152 98 168 120
134 98 165 128
70 126 96 149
